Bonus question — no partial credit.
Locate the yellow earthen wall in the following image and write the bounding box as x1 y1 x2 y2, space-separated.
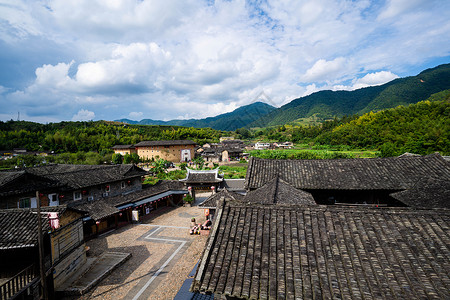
136 144 195 162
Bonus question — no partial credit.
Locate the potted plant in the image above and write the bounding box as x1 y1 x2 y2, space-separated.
184 194 194 206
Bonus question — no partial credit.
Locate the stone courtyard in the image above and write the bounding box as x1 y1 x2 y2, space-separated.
65 204 208 300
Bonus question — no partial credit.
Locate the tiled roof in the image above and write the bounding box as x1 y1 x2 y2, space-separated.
0 171 61 196
0 207 70 249
180 169 223 184
244 153 450 191
71 180 187 220
112 145 135 149
242 177 316 205
26 164 147 190
222 179 245 191
73 200 119 221
134 140 197 147
390 177 450 209
192 203 450 299
199 189 243 208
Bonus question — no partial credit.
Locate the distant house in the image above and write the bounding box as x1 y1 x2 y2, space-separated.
112 144 136 156
200 140 245 163
254 141 271 150
275 141 293 149
133 140 197 162
0 206 86 300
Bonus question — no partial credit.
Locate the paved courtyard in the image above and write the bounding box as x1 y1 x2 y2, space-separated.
71 204 208 300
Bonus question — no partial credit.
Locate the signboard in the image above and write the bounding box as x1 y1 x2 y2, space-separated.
132 210 139 221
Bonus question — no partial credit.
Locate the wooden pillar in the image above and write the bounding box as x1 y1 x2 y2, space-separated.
36 191 48 300
115 214 118 229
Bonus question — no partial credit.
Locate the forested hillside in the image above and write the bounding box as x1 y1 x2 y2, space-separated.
249 63 450 127
0 121 226 153
285 90 450 156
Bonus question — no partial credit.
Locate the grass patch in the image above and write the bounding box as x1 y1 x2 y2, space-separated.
219 164 248 179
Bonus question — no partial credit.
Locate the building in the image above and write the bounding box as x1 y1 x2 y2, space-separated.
244 152 450 206
0 206 86 300
200 140 245 163
72 180 187 237
112 144 136 156
191 200 450 299
0 164 147 209
133 140 197 162
180 169 223 200
254 142 271 150
190 153 450 299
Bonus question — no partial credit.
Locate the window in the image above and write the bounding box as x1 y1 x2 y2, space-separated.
48 194 59 206
18 198 31 208
73 191 82 201
121 181 126 189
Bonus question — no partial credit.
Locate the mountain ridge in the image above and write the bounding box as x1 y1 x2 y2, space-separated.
115 101 276 131
248 63 450 128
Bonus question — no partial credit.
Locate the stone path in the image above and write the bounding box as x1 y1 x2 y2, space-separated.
69 205 208 300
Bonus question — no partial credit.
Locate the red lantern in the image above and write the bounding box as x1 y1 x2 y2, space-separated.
188 186 192 191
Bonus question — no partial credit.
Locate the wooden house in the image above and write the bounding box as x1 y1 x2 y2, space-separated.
0 206 86 300
0 164 147 209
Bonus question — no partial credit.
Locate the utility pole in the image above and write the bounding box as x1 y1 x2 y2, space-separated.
36 191 48 300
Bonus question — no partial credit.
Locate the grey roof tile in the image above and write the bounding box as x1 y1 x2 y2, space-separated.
390 177 450 209
192 203 450 299
244 153 450 191
242 177 316 205
134 140 196 147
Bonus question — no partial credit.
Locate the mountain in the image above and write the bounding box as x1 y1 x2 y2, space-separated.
116 101 276 131
314 90 450 156
249 63 450 128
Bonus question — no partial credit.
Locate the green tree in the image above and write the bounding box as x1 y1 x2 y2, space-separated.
112 153 123 164
192 156 205 169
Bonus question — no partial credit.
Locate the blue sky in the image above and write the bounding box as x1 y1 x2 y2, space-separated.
0 0 449 123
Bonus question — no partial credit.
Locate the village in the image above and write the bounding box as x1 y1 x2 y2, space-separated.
0 138 449 300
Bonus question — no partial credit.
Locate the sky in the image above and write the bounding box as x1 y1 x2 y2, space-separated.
0 0 449 123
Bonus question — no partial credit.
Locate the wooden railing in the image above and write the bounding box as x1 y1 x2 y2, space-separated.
0 264 38 300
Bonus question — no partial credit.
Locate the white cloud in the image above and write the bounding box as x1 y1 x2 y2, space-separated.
72 109 95 121
353 71 399 89
301 57 348 82
0 0 449 122
378 0 427 20
128 112 143 120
